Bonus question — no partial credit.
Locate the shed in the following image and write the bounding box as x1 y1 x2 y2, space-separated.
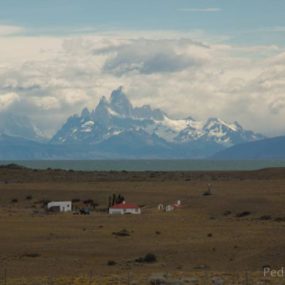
47 201 72 213
165 205 174 212
173 200 182 208
157 203 164 211
109 201 141 215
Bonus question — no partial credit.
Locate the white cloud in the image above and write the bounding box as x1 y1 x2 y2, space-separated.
31 96 61 110
0 30 284 137
0 92 19 110
269 97 285 114
0 25 24 36
100 39 208 75
0 35 63 64
59 89 89 105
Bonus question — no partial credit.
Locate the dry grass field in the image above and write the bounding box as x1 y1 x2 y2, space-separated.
1 165 285 284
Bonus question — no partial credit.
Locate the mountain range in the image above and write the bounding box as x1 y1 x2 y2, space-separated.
51 87 264 148
212 136 285 160
0 87 274 160
0 112 44 142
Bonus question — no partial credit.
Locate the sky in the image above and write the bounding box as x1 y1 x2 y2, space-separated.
0 0 285 137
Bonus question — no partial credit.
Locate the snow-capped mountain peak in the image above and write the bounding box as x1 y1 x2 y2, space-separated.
204 117 237 132
51 88 265 152
109 86 133 116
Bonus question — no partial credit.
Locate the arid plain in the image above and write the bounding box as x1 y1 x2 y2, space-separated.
1 165 285 284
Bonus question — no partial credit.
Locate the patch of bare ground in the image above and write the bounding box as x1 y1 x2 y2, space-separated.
0 166 285 281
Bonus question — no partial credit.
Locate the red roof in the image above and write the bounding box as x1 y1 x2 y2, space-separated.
110 202 139 209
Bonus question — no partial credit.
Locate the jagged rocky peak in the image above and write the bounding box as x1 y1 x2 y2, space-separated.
233 121 243 130
93 96 110 114
81 107 90 119
92 96 112 123
89 87 166 120
110 86 133 116
133 104 165 120
205 117 223 124
95 96 109 110
204 117 232 129
51 87 265 149
99 95 109 104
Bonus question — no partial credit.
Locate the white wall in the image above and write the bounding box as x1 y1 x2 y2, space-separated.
109 208 141 215
47 201 72 212
109 208 124 215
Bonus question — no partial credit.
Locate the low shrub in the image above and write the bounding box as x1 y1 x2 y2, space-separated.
275 217 285 222
223 210 232 216
112 229 130 237
21 253 40 258
259 215 272 221
144 253 157 263
135 253 157 263
236 211 251 218
107 260 116 266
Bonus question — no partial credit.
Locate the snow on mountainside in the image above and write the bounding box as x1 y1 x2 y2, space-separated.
0 113 45 142
51 87 265 149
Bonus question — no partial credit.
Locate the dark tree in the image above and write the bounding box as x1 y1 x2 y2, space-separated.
112 193 116 206
116 194 125 204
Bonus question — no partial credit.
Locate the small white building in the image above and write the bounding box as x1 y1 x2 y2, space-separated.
157 203 164 211
109 201 141 215
173 200 182 208
47 201 72 213
165 205 174 212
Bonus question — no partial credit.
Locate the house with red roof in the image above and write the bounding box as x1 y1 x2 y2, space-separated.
109 201 141 215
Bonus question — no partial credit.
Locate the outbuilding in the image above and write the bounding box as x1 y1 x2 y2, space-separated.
165 205 174 212
157 203 164 211
47 201 72 213
109 201 141 215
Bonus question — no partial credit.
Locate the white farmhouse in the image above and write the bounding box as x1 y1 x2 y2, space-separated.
109 201 141 215
47 201 72 213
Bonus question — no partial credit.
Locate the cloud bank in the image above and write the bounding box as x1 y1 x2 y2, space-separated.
0 27 284 138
